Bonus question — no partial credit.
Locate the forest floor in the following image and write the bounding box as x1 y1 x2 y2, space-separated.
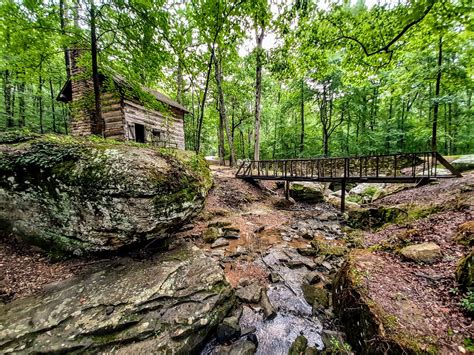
1 164 472 353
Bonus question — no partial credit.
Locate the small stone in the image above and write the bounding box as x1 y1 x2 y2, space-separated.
254 226 265 233
304 272 323 285
211 238 230 249
289 335 308 355
269 272 281 283
399 242 441 264
321 261 333 271
235 283 262 303
203 227 221 243
216 316 241 344
302 231 313 240
231 246 248 257
223 231 240 239
180 224 194 232
260 290 277 320
105 306 114 315
297 248 318 257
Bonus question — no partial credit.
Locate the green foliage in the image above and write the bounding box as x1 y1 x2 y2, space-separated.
460 291 474 315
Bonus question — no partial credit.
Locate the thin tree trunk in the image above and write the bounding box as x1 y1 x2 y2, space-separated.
196 48 214 153
213 52 236 166
60 0 71 78
49 79 57 132
431 36 442 151
177 60 183 104
300 77 305 153
38 66 44 134
90 0 103 135
217 99 225 165
253 26 264 161
3 70 13 127
18 81 25 127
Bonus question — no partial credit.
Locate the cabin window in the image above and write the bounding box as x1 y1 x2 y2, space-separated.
135 124 145 143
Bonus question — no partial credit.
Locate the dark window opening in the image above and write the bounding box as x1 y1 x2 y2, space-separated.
135 124 145 143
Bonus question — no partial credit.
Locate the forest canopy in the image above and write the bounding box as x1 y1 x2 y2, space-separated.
0 0 472 161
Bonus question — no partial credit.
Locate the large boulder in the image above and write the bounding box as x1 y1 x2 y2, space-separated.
0 245 234 353
399 242 442 264
451 155 474 172
290 182 327 203
0 133 212 257
456 250 473 290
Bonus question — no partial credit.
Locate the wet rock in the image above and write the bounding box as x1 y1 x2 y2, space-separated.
0 133 212 257
217 316 241 344
302 284 330 308
231 246 248 257
399 242 441 264
260 290 277 320
269 272 281 283
297 247 319 257
235 283 262 303
290 182 327 204
273 197 295 209
456 250 473 290
212 238 230 249
214 340 257 355
204 227 221 243
304 272 323 285
451 155 474 172
0 246 234 353
288 335 308 355
311 237 348 257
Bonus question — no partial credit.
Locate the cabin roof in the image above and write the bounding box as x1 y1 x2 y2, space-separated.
57 73 189 113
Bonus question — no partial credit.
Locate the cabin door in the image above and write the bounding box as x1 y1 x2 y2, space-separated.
135 124 145 143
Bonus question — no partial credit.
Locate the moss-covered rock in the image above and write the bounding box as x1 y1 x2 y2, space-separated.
454 221 474 247
0 245 234 353
333 249 438 354
399 243 442 264
456 250 474 290
0 132 212 257
290 182 327 203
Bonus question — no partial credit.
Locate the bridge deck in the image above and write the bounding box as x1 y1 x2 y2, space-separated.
235 152 461 212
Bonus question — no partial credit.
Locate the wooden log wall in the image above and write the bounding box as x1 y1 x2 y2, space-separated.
123 100 185 150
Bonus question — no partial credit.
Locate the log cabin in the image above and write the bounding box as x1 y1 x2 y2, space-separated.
57 49 188 150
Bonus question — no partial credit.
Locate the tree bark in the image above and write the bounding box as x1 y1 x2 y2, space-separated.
90 0 103 135
38 66 44 134
213 52 236 166
49 79 57 132
253 26 264 161
300 77 305 153
196 48 214 152
18 81 25 127
60 0 71 78
431 35 442 151
3 70 13 127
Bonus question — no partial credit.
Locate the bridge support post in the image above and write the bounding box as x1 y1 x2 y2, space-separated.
284 181 290 200
340 179 346 213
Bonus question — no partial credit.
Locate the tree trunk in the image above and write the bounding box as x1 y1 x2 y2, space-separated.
213 52 236 166
177 60 183 104
3 70 13 127
217 99 225 165
196 48 214 153
90 0 103 135
60 0 71 78
300 77 305 153
38 67 44 134
431 36 442 151
49 79 57 132
253 26 264 161
18 81 25 127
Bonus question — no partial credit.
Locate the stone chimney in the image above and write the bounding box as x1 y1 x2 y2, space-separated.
68 48 102 136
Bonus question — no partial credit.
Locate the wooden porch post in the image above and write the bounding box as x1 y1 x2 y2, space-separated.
284 181 290 200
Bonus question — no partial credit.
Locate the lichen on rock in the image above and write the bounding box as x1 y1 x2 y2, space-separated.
0 245 234 353
0 132 212 257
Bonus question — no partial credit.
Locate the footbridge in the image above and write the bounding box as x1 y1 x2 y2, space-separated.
235 152 461 212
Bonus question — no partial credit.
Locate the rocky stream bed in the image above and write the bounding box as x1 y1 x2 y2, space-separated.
1 137 473 354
